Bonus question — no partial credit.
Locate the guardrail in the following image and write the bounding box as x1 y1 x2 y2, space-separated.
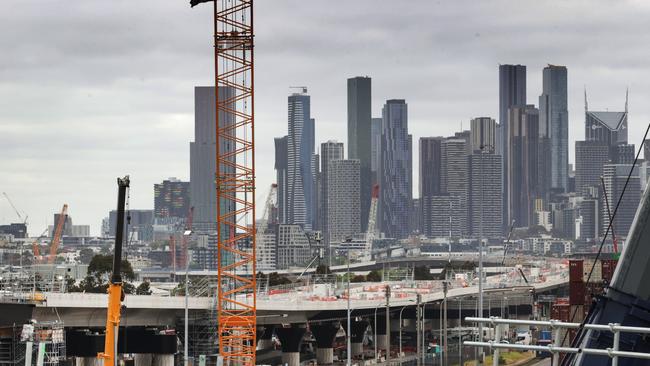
463 316 650 366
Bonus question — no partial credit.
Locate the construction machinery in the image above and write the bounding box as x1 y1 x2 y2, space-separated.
365 184 380 257
180 206 194 270
97 176 130 366
190 1 257 364
47 204 68 264
2 191 28 224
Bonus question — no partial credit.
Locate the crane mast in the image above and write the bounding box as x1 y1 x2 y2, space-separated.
190 1 257 364
48 204 68 264
98 176 130 366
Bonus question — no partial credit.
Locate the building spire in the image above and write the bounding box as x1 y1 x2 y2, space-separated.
584 86 588 112
625 87 629 113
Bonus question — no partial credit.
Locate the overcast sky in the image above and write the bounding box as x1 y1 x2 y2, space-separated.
1 0 650 236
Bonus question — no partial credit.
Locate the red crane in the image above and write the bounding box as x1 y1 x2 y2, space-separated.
47 204 68 264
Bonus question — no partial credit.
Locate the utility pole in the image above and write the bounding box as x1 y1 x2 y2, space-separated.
443 281 448 366
385 285 391 365
416 294 422 366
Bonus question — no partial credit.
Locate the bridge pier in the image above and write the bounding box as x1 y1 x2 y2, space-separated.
372 315 388 356
256 325 275 351
151 354 173 366
343 320 368 358
133 353 153 366
275 326 306 366
75 357 102 366
310 323 340 365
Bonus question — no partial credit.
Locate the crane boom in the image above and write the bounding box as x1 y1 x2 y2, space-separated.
47 204 68 264
2 192 27 223
98 176 130 366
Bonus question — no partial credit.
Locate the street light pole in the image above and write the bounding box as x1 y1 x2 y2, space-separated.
347 246 351 366
374 302 382 363
416 294 422 366
386 285 391 365
399 305 408 364
422 301 427 366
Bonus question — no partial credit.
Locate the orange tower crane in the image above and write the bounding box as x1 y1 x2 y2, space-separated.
190 1 257 364
47 204 68 264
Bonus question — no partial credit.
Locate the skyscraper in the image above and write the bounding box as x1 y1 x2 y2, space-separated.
371 117 382 185
441 138 470 235
585 94 628 147
575 141 610 195
287 90 316 230
320 141 344 244
539 65 569 192
274 136 289 223
602 164 640 239
507 105 540 228
190 86 235 232
499 64 527 228
422 195 462 238
469 152 503 238
379 99 412 239
154 178 190 218
327 159 361 244
348 77 372 231
470 117 496 153
419 137 444 199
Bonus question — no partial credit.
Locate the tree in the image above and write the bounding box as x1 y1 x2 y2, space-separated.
366 270 382 282
351 275 366 283
136 281 152 295
79 248 95 264
315 264 331 275
414 266 434 280
70 254 136 293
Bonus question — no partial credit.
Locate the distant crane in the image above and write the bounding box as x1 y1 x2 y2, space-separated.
180 206 194 270
47 204 68 264
2 192 27 224
256 184 277 239
364 184 380 257
31 228 49 261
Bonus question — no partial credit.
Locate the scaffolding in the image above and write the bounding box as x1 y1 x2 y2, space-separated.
20 322 66 366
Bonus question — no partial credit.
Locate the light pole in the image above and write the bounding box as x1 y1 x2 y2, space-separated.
374 301 383 363
183 229 192 366
422 301 428 366
399 299 416 365
385 285 391 366
346 239 352 366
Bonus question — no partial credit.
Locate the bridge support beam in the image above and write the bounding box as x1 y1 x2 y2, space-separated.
276 326 306 366
133 354 152 366
151 354 173 366
75 357 102 366
343 320 368 358
373 315 388 355
256 325 275 351
311 323 340 365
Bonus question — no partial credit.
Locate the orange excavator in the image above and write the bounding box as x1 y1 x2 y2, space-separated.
98 176 129 366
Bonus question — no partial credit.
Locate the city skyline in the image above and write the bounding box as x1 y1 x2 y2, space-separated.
2 1 650 236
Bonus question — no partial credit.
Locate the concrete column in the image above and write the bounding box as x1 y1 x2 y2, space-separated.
374 315 388 355
310 323 340 365
256 325 275 351
343 320 368 358
151 354 174 366
275 326 306 366
133 354 153 366
75 358 102 366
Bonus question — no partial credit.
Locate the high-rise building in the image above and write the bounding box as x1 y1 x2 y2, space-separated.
379 99 412 239
287 91 316 230
645 139 650 161
441 138 470 235
470 117 496 153
602 163 640 239
575 141 610 195
539 65 569 192
276 224 312 269
320 141 344 243
469 152 503 238
371 117 382 185
274 136 289 223
422 195 462 238
327 159 361 244
419 137 444 198
347 77 372 232
507 105 541 228
612 144 635 165
154 178 190 219
579 198 599 243
190 86 235 232
499 64 527 196
585 94 628 147
109 209 153 242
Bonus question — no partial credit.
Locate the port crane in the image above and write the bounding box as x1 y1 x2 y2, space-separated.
98 176 130 366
